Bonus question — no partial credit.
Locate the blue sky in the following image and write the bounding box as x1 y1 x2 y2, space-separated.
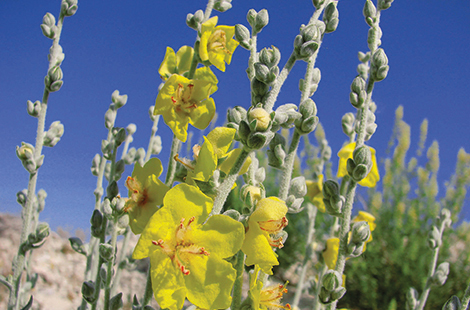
1 1 469 232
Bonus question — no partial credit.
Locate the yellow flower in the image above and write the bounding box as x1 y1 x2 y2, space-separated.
242 197 288 275
154 74 216 142
306 174 325 212
199 16 239 72
132 184 245 310
322 238 340 270
186 127 251 185
159 46 194 80
248 266 291 310
124 158 169 235
337 142 380 187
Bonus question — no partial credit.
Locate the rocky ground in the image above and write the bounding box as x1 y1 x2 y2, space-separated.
0 213 158 310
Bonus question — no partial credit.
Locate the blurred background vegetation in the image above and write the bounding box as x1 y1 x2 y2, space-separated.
243 106 470 309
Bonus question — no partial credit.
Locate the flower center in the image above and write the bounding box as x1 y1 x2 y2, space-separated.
123 176 149 212
260 282 291 310
258 217 288 248
171 83 198 115
208 29 231 55
153 217 210 275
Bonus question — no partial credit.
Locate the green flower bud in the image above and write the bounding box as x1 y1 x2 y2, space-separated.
294 34 304 49
186 13 197 29
290 176 307 198
259 46 281 68
114 159 125 180
69 237 87 255
235 24 251 50
126 123 137 136
90 209 104 237
432 262 449 286
323 2 339 33
36 222 50 242
113 127 127 147
42 12 56 27
323 270 342 291
274 104 301 130
105 109 117 129
40 21 56 39
254 63 272 84
299 99 317 118
91 154 101 176
295 99 318 134
442 296 461 310
247 131 273 150
358 51 370 63
214 0 232 12
111 90 128 109
330 287 347 302
439 208 452 228
406 287 419 310
27 100 41 117
48 44 65 66
253 9 269 34
428 225 442 249
351 221 371 243
102 198 113 219
227 106 247 125
323 180 340 198
99 243 115 262
99 266 107 284
371 48 389 81
247 9 257 27
319 286 331 304
37 189 47 212
363 1 377 26
43 121 64 147
61 0 78 17
17 189 27 207
109 293 123 310
238 120 250 144
378 0 394 10
251 78 270 97
353 145 372 167
312 0 326 9
299 41 319 59
268 133 286 168
81 281 96 303
342 113 355 137
16 142 35 161
286 195 304 214
347 242 365 257
325 194 345 216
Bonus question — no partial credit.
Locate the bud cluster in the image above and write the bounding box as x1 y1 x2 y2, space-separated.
213 0 232 12
238 106 275 150
43 120 64 147
355 108 377 141
61 0 78 17
319 270 346 304
186 10 204 30
16 142 43 174
347 221 371 257
267 133 286 169
341 112 355 137
346 145 373 183
247 9 269 35
285 176 307 213
322 180 345 217
251 46 281 105
23 222 50 252
295 99 319 134
294 21 325 61
322 2 339 33
299 67 321 97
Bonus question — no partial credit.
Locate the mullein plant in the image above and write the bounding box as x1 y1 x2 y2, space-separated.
4 1 470 310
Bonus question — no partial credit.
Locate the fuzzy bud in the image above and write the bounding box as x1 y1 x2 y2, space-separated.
111 90 128 109
69 237 87 255
290 176 307 198
259 46 281 68
351 221 371 243
27 100 41 117
43 121 64 147
267 133 286 168
442 296 461 310
61 0 78 17
90 209 104 238
214 0 232 12
82 281 96 303
234 24 251 49
323 2 339 33
248 108 271 132
432 262 449 286
406 287 419 310
99 243 115 262
253 9 269 34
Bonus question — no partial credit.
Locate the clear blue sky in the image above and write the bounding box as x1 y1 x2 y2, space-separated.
1 1 469 232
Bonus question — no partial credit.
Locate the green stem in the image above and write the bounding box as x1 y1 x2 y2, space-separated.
103 224 119 310
165 135 181 187
231 251 246 310
203 0 215 22
416 221 447 310
142 269 154 307
278 130 301 200
264 52 297 113
91 217 108 310
187 52 199 80
8 10 67 310
110 227 131 297
460 281 470 310
292 204 317 309
326 180 357 310
210 147 251 216
145 115 161 162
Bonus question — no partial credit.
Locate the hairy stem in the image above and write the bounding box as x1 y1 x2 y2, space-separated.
278 130 301 200
264 52 297 113
231 251 246 310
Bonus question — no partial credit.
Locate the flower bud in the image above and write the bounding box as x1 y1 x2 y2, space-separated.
322 270 342 291
102 198 114 220
342 113 355 136
247 131 274 150
274 104 301 130
290 176 307 198
405 287 419 310
36 222 50 242
312 0 326 9
90 209 104 237
105 109 117 129
439 208 452 228
295 99 318 134
186 13 198 30
27 100 41 117
43 121 64 147
268 133 286 168
248 108 271 132
62 0 78 17
378 0 394 10
253 9 269 34
16 143 35 161
234 24 251 50
442 295 461 310
91 154 102 176
81 281 96 303
42 12 56 27
432 262 449 286
109 293 123 310
214 0 232 12
69 237 87 255
254 63 272 84
367 26 382 51
113 127 127 147
40 23 56 40
323 2 339 33
99 243 115 262
111 90 128 109
259 46 281 68
17 189 28 207
37 189 47 212
428 225 441 249
323 180 340 198
300 23 320 42
247 9 257 27
126 123 137 135
363 0 377 26
353 145 373 168
227 106 247 125
107 181 119 199
135 147 146 167
351 221 371 243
